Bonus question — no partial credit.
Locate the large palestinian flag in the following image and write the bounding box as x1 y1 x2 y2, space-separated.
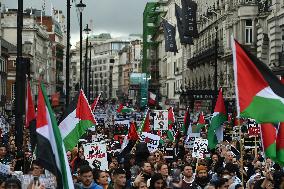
208 88 226 149
59 89 96 151
36 83 74 189
232 38 284 123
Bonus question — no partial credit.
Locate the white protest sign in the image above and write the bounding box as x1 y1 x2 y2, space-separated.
153 110 168 130
192 138 209 158
184 133 200 149
140 132 160 152
232 126 240 141
83 142 108 171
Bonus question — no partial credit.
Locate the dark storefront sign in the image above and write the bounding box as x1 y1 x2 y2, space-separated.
184 90 217 100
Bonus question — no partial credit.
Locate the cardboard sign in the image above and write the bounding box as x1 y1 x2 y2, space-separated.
192 138 209 158
84 143 108 171
114 119 130 135
184 133 200 149
153 110 168 130
140 132 160 152
176 117 184 129
248 122 260 137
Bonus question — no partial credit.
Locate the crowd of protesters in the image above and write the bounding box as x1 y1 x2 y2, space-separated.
0 106 283 189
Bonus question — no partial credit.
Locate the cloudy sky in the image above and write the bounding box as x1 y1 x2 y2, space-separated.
3 0 154 45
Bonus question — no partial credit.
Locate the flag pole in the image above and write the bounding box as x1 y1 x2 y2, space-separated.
232 35 244 185
254 135 258 158
238 119 244 185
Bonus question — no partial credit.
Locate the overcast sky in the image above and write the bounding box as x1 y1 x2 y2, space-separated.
3 0 154 45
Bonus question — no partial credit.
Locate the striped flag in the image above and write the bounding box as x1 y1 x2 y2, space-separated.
36 83 74 189
59 90 96 151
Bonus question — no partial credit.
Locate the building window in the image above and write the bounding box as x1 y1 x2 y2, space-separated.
245 19 253 44
11 83 16 100
12 60 16 68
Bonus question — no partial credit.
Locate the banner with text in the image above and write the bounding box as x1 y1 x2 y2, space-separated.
84 142 108 170
153 110 168 130
140 132 160 152
184 133 200 149
192 138 209 158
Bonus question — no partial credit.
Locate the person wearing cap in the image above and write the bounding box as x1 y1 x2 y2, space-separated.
192 165 210 189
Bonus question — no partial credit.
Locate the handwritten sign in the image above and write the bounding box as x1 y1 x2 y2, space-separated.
140 132 160 152
184 133 200 149
83 143 108 170
192 138 209 158
153 110 168 130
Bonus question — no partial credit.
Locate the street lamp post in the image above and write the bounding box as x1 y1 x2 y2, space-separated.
66 0 71 107
212 26 218 113
88 42 93 101
91 70 94 100
83 24 91 98
76 0 86 90
214 26 218 94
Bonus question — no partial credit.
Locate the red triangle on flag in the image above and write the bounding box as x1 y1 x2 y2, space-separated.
36 85 48 129
76 90 96 124
91 93 101 111
116 104 124 113
198 112 205 125
214 88 226 114
128 122 139 141
25 80 36 128
143 110 151 132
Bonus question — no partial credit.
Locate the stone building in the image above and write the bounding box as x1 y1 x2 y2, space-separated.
1 9 65 103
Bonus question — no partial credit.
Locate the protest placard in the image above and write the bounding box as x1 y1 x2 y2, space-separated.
84 142 108 170
184 133 200 149
140 132 160 152
153 110 168 130
192 138 209 158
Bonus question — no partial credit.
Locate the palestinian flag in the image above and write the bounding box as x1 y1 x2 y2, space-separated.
149 92 157 106
182 107 190 134
116 104 134 113
138 109 151 133
232 38 284 123
277 123 284 164
168 107 175 129
260 123 277 161
192 112 205 133
36 83 74 189
25 80 37 151
208 88 227 149
167 107 176 142
166 130 175 142
120 122 139 151
91 93 101 111
59 89 96 151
